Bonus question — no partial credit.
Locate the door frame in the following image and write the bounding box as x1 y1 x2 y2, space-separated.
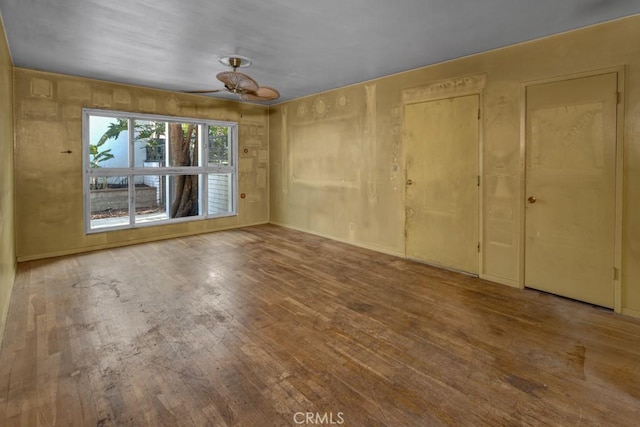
402 74 485 276
518 66 625 312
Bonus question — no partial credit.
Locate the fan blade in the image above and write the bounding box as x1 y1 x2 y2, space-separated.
240 86 280 101
217 71 259 92
182 89 223 94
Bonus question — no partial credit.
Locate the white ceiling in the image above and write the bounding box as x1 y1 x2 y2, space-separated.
1 0 639 105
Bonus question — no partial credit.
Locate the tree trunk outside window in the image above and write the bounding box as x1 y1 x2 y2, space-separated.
169 123 199 218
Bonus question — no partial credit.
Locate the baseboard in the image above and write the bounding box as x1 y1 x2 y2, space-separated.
0 261 17 352
269 223 531 292
16 221 270 262
268 221 405 258
622 307 640 318
480 274 522 289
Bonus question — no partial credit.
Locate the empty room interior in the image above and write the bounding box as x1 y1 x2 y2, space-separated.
2 1 640 426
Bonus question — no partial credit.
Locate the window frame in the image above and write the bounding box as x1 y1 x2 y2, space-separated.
82 108 238 234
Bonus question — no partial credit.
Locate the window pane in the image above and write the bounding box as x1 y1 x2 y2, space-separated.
134 175 167 224
89 175 130 229
134 120 166 167
167 122 199 167
89 116 129 168
208 173 232 215
168 175 200 218
209 126 230 165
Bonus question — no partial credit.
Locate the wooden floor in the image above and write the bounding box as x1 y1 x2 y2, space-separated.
1 225 639 426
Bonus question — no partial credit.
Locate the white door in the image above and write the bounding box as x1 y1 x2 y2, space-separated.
405 95 480 274
525 72 618 308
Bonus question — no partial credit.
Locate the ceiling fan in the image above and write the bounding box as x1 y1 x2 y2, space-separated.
184 55 280 102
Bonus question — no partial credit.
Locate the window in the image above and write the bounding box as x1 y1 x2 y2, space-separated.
83 109 237 233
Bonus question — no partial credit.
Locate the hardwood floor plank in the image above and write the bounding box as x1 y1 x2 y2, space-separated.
1 224 639 426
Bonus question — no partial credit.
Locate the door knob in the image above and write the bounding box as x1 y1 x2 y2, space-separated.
406 179 413 186
527 196 537 204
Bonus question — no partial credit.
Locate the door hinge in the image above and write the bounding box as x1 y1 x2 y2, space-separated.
613 267 619 280
617 92 622 105
477 175 481 187
478 109 481 120
477 242 481 253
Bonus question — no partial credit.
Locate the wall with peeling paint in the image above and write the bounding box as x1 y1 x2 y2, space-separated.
13 68 269 261
269 15 640 317
0 12 15 344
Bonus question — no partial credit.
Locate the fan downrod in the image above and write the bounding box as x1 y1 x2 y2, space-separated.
218 55 252 69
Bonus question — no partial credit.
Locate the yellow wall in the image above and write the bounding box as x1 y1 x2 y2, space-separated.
269 15 640 316
0 12 15 344
14 69 269 261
